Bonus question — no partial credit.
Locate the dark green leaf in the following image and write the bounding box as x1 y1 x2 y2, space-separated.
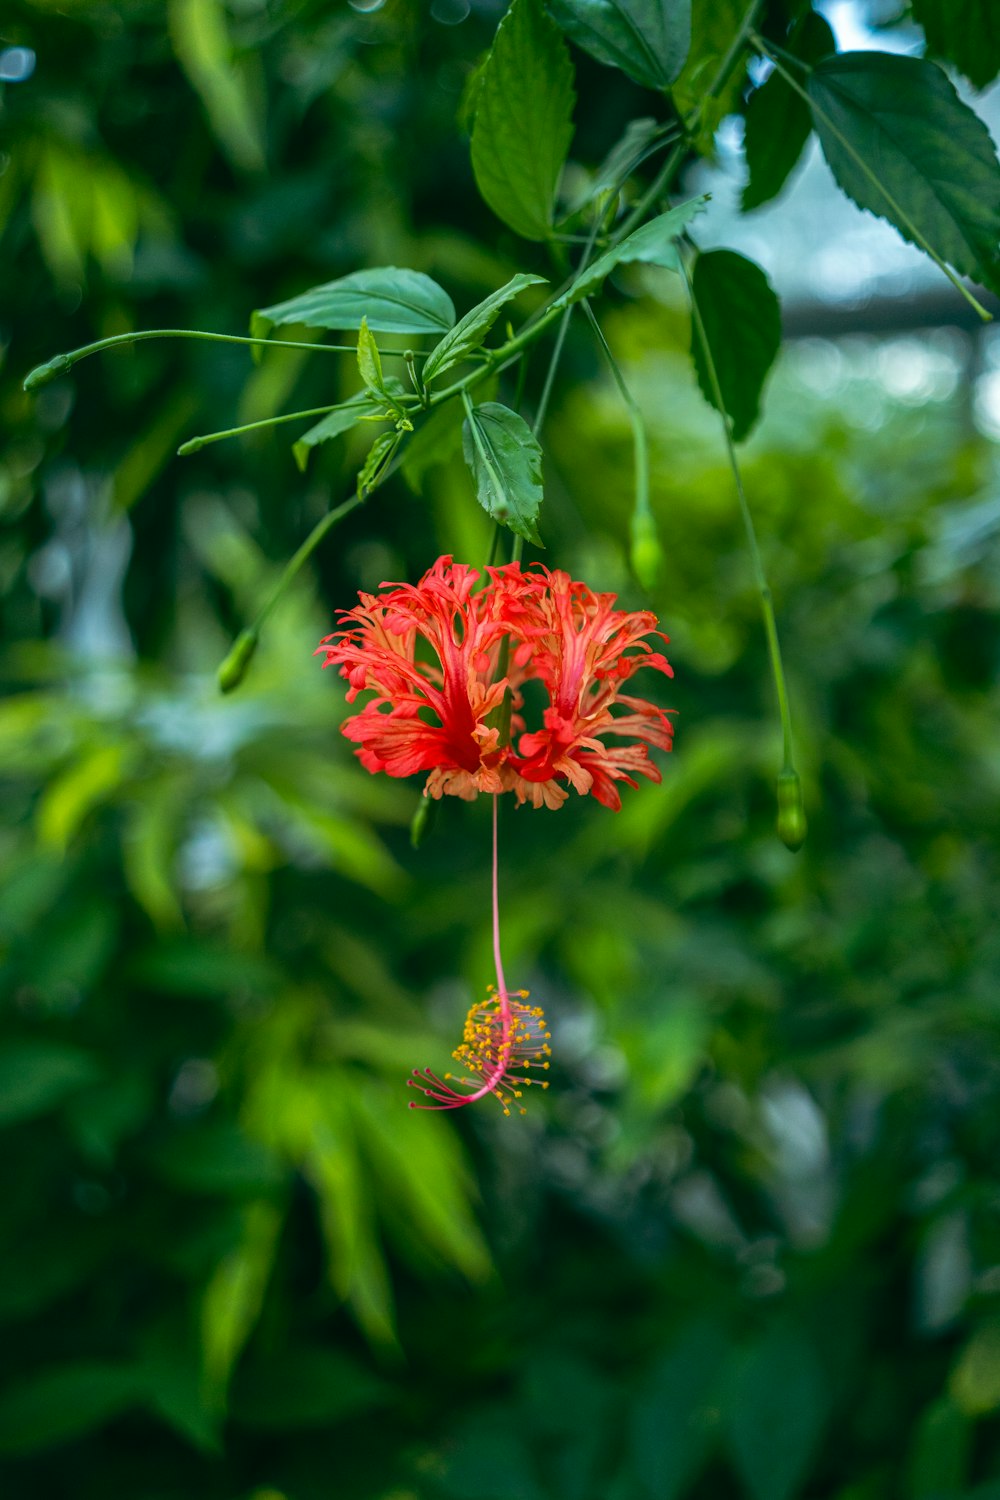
690 248 781 442
547 0 689 90
912 0 1000 91
462 401 544 545
471 0 576 241
809 53 1000 293
588 116 662 202
629 1317 729 1500
560 196 708 306
230 1346 390 1429
906 1396 971 1498
422 273 547 384
0 1041 102 1128
0 1362 140 1453
725 1323 829 1500
253 267 456 339
742 13 837 212
293 383 406 472
149 1122 286 1196
672 0 749 153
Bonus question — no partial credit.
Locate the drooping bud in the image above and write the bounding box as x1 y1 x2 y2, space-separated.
23 354 73 392
410 793 438 849
776 769 807 852
217 629 258 694
630 509 663 590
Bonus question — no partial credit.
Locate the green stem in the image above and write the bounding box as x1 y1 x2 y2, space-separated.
751 32 991 322
23 328 419 392
178 405 375 455
581 303 649 521
683 258 796 774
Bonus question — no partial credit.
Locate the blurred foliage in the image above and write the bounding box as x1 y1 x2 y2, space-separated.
3 2 1000 1499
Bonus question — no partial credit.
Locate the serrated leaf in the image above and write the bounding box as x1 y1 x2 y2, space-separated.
672 0 748 154
462 401 544 545
548 0 690 90
422 273 547 384
808 52 1000 294
558 196 708 307
912 0 1000 92
725 1323 829 1500
471 0 576 241
742 13 837 212
690 248 781 443
254 267 456 340
292 385 405 472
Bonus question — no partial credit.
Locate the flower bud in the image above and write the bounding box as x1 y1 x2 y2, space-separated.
630 511 663 591
410 793 438 849
23 354 72 392
776 769 807 852
217 629 258 694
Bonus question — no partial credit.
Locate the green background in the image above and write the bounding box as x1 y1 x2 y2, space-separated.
2 2 1000 1497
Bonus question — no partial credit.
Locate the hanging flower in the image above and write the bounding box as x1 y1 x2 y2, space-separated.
315 554 674 810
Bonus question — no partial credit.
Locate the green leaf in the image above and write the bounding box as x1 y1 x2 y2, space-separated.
356 316 385 394
725 1323 829 1500
0 1041 102 1129
462 401 544 545
547 0 690 90
167 0 265 174
357 429 402 498
912 0 1000 91
230 1345 390 1430
253 267 456 339
906 1396 971 1498
471 0 576 241
0 1362 140 1453
951 1318 1000 1415
422 273 547 384
689 248 781 443
742 13 837 212
201 1201 283 1405
808 52 1000 294
629 1317 729 1500
588 116 662 203
36 742 131 854
672 0 749 154
292 385 404 472
559 196 708 306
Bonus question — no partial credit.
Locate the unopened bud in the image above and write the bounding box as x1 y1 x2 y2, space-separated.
410 793 438 849
23 353 72 392
217 629 258 694
776 770 807 852
630 510 663 591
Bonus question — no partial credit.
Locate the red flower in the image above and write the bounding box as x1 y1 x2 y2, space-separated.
315 555 674 810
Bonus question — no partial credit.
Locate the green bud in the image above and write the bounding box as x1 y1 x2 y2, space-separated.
177 436 205 456
23 353 73 392
217 629 258 694
410 793 438 849
630 510 663 591
776 770 807 852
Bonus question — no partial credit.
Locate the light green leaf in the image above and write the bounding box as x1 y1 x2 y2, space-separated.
422 273 547 384
951 1319 1000 1415
292 386 404 472
808 52 1000 294
471 0 576 241
586 116 662 205
558 195 708 306
37 742 131 854
0 1362 141 1453
0 1041 102 1129
356 316 385 394
462 401 544 545
912 0 1000 91
742 13 837 212
689 248 781 442
201 1200 283 1404
253 267 456 340
725 1323 829 1500
357 430 403 499
167 0 265 174
548 0 690 90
